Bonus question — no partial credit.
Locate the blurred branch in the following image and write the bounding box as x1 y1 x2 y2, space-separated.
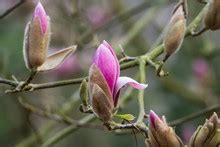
18 97 74 125
79 1 150 43
17 92 80 147
41 115 95 147
117 7 158 51
169 105 220 126
0 0 26 19
0 77 17 86
98 1 150 32
19 96 104 131
160 77 206 106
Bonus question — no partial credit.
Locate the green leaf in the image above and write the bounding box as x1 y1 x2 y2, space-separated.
114 114 135 121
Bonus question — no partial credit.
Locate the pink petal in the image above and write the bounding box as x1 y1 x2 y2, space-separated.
93 42 118 93
102 40 120 79
114 76 148 105
33 2 47 34
149 110 160 129
148 110 168 131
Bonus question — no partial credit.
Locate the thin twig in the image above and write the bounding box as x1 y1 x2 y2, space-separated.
18 96 104 130
18 97 74 125
25 112 43 144
0 0 26 19
190 27 208 36
0 78 17 86
169 105 220 126
17 91 80 147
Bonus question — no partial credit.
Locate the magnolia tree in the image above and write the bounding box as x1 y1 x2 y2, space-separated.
0 0 220 147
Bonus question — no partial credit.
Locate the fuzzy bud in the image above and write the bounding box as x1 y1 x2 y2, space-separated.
23 2 50 70
79 79 89 106
163 3 186 56
189 112 220 147
89 64 114 122
204 0 220 30
146 110 184 147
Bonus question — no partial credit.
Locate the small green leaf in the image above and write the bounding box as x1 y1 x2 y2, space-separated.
79 79 89 106
114 114 135 121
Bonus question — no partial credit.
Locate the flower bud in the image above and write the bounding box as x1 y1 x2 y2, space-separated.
189 112 220 147
163 3 186 57
23 2 50 70
79 79 89 106
146 110 184 147
204 0 220 30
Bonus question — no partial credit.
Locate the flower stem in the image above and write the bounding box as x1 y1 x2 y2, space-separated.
137 58 146 123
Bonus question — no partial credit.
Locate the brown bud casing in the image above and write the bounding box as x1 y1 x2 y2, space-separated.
146 115 184 147
204 0 220 30
91 84 114 122
89 64 114 122
189 112 220 147
23 16 50 69
37 46 76 72
163 4 186 56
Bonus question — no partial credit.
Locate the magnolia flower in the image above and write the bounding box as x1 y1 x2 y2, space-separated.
146 110 184 147
23 2 76 72
89 41 147 122
163 3 186 59
189 112 220 147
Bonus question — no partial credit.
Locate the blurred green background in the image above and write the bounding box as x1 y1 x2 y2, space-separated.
0 0 220 147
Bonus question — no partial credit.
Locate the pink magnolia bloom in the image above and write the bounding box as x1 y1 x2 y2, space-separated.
88 41 147 122
33 2 48 34
92 40 148 106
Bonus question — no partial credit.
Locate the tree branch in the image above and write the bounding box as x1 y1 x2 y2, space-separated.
169 105 220 126
0 0 26 19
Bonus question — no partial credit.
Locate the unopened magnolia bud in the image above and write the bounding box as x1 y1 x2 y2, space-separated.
79 79 89 106
146 110 184 147
163 4 186 57
204 0 220 30
23 2 50 70
189 112 220 147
